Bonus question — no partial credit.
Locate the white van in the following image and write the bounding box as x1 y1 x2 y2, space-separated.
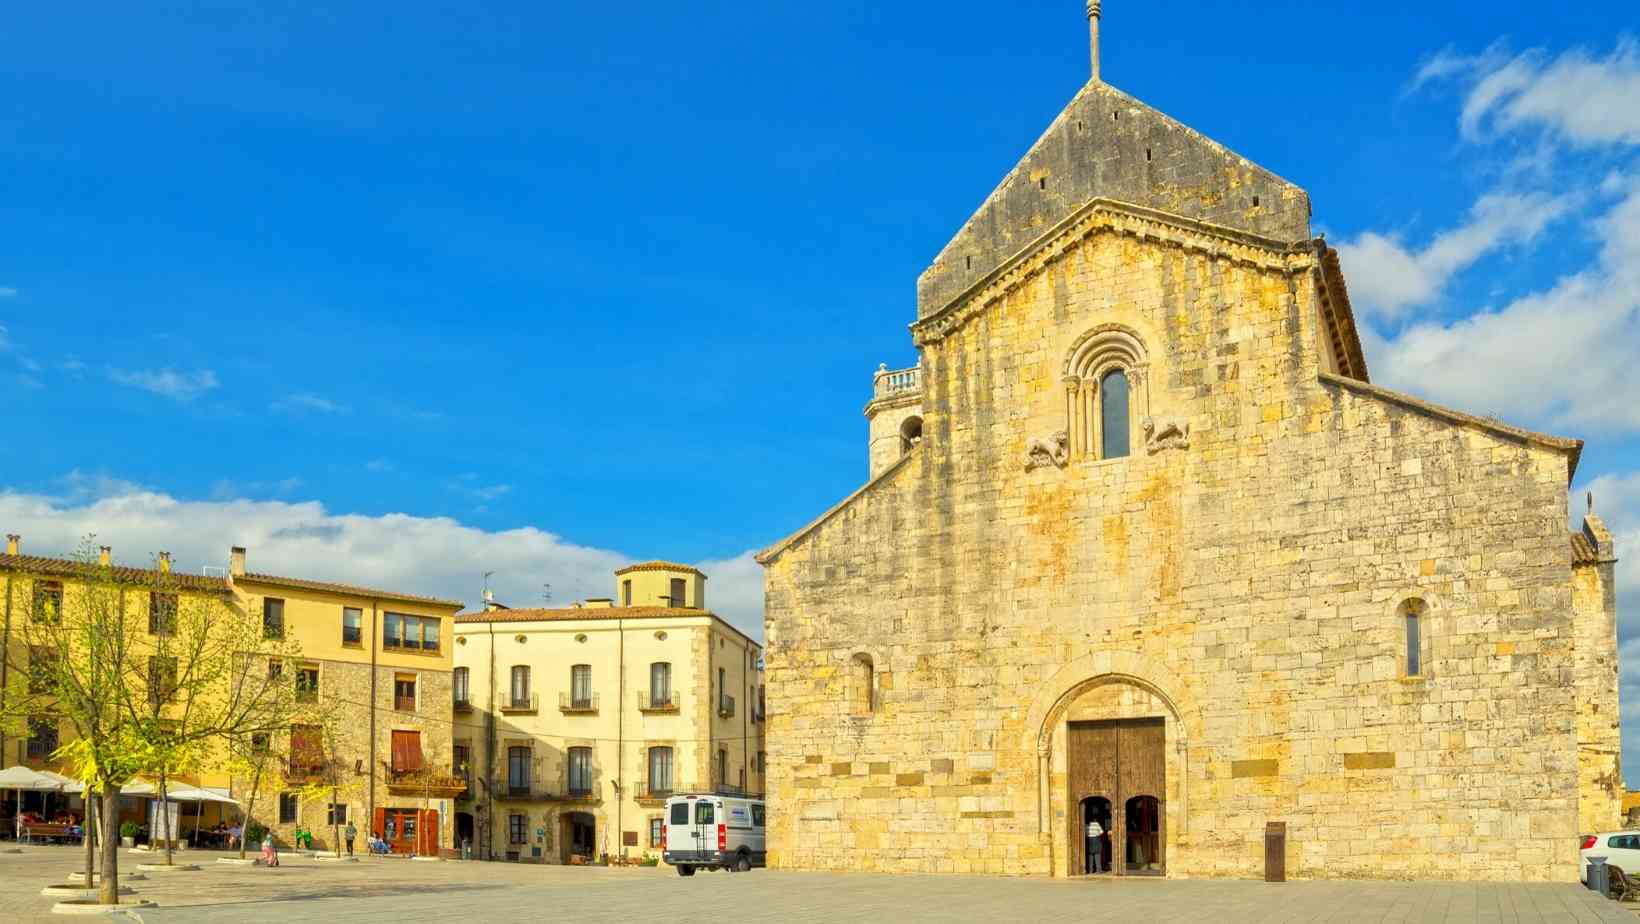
662 793 766 875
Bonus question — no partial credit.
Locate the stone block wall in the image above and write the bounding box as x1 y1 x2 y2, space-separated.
763 213 1595 882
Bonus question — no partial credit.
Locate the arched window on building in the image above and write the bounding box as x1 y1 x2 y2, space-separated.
1062 325 1147 461
1399 599 1427 677
900 416 924 457
849 653 875 715
1100 370 1130 460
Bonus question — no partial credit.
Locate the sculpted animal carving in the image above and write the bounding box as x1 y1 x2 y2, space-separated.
1143 416 1190 454
1025 431 1070 471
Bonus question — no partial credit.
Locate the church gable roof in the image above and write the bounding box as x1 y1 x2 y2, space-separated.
918 80 1312 319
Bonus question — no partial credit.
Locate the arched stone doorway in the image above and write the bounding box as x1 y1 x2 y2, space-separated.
1024 655 1193 879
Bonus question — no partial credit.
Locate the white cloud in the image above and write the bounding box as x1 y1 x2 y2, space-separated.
0 482 768 641
450 473 513 504
1369 178 1640 432
109 367 220 401
272 392 350 415
1336 192 1575 320
1420 40 1640 146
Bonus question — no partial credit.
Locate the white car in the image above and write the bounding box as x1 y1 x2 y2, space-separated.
1580 831 1640 885
662 793 766 875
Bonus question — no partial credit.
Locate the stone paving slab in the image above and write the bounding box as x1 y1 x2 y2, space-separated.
1 845 1634 923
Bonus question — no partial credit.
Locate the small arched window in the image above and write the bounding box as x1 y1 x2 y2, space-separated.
1399 599 1427 677
1100 370 1130 460
849 653 875 715
900 416 924 456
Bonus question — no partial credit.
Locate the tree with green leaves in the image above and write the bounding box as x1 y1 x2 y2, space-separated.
288 709 365 858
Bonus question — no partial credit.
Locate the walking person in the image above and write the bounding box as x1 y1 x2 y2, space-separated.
1085 816 1105 874
261 832 279 867
345 820 357 857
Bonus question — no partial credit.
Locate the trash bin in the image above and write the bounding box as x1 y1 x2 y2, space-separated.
1587 855 1610 897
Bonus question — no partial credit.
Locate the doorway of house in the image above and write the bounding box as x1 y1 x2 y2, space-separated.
1066 716 1165 877
561 812 596 864
1125 795 1162 875
455 812 474 853
1079 797 1112 874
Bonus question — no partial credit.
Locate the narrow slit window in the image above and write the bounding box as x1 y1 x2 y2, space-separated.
1406 610 1422 676
1100 370 1131 460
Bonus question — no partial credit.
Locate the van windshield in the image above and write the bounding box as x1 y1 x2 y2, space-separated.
670 803 689 825
694 802 714 825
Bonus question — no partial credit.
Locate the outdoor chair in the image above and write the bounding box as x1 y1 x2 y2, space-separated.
1609 866 1639 902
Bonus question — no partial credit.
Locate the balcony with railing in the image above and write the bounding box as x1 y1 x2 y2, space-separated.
635 779 676 803
871 363 922 401
638 690 679 713
717 693 736 719
500 692 539 715
560 692 599 714
453 695 472 714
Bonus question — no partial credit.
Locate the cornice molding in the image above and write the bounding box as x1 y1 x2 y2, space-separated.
910 197 1315 348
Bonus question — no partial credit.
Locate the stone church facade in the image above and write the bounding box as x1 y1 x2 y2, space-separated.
757 7 1622 881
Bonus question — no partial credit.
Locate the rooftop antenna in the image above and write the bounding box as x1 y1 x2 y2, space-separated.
483 570 496 604
541 583 553 605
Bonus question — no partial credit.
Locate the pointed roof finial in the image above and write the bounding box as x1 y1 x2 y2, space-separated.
1087 1 1103 82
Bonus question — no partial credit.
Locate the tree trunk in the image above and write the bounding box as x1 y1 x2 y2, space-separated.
331 784 340 858
98 788 120 906
239 765 261 861
82 793 96 883
159 772 174 866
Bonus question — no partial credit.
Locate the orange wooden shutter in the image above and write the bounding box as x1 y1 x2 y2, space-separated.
373 807 385 839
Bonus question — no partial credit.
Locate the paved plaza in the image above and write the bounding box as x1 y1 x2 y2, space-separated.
1 845 1636 923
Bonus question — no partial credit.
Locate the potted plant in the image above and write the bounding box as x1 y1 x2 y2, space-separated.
119 821 139 849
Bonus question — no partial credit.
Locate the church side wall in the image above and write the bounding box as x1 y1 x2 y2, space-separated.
764 226 1583 881
1574 560 1622 836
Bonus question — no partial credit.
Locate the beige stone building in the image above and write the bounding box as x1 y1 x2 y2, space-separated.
757 8 1622 881
452 562 764 863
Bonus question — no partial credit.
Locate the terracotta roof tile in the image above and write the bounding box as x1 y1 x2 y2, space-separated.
234 573 464 609
0 553 230 593
614 561 705 577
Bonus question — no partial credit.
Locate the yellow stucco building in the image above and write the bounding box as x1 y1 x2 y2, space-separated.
452 561 764 863
0 535 464 854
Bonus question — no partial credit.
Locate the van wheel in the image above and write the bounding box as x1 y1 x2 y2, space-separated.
735 853 752 873
677 865 695 877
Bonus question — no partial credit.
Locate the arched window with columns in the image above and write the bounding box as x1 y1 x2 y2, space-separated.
1061 325 1149 461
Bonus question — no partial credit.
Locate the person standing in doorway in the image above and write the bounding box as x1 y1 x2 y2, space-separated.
345 820 357 857
1086 817 1105 874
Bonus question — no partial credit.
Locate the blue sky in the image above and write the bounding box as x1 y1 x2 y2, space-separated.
4 3 1640 775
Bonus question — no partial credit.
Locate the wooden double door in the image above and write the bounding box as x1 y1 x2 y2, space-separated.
375 807 439 856
1068 718 1165 876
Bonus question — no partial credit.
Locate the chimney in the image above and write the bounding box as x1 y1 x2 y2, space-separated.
158 552 172 574
1087 0 1103 82
230 546 247 578
5 534 17 556
483 588 498 612
98 545 111 567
